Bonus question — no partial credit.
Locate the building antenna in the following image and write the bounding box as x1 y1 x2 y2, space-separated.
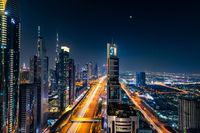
38 25 40 37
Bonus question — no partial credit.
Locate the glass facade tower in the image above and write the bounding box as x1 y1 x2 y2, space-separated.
0 0 20 132
107 43 120 104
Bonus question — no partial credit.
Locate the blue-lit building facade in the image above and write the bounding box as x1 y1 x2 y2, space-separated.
136 72 146 87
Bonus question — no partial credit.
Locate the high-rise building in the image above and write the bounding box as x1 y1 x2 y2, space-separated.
67 59 75 105
107 43 139 133
81 64 89 87
36 26 49 131
55 33 59 66
93 63 98 79
29 27 49 132
18 84 36 133
107 43 120 104
57 46 75 111
0 0 20 132
20 63 30 84
49 69 57 92
107 104 139 133
87 62 93 80
57 46 69 111
75 64 81 80
178 97 200 133
29 55 38 83
136 72 146 87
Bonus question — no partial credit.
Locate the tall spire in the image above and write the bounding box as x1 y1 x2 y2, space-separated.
38 25 40 38
55 32 59 64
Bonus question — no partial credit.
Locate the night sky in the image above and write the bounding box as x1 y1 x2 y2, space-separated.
20 0 200 73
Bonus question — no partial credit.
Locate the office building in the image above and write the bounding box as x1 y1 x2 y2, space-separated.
29 27 49 132
0 0 20 132
20 63 30 84
107 104 139 133
93 63 98 79
87 62 93 80
67 59 75 104
136 72 146 87
36 26 49 131
107 43 120 104
49 69 57 92
178 97 200 133
55 33 59 65
18 84 37 133
81 64 89 87
57 46 75 111
107 43 139 133
75 64 81 80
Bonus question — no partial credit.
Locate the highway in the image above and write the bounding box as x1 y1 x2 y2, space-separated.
154 82 188 94
121 83 172 133
60 76 106 133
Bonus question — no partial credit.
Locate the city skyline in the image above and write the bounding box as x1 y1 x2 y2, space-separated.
1 1 200 132
20 0 200 73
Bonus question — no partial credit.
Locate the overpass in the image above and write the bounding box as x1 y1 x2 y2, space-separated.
71 118 101 123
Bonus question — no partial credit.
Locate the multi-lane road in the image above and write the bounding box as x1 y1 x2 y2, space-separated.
121 83 172 133
59 76 106 133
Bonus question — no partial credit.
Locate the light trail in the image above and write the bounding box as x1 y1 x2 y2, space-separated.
121 83 171 133
67 76 106 133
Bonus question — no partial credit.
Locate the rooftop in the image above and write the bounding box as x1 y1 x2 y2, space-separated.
107 103 137 117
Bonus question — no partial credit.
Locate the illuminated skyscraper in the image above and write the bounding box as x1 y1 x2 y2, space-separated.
87 62 93 80
93 63 98 79
20 63 30 84
75 63 81 80
0 0 20 132
57 46 75 111
36 26 49 132
55 33 59 65
29 27 49 132
67 59 75 105
107 43 139 133
107 43 120 104
18 84 36 133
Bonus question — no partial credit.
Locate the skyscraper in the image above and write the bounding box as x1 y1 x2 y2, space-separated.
0 0 20 132
87 62 93 80
107 43 120 104
57 46 75 111
178 97 200 132
57 46 69 111
67 59 75 105
55 33 59 65
81 64 89 88
107 43 139 133
93 63 98 79
18 84 36 133
136 72 146 87
20 63 30 84
29 27 49 132
36 26 49 132
75 63 81 80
